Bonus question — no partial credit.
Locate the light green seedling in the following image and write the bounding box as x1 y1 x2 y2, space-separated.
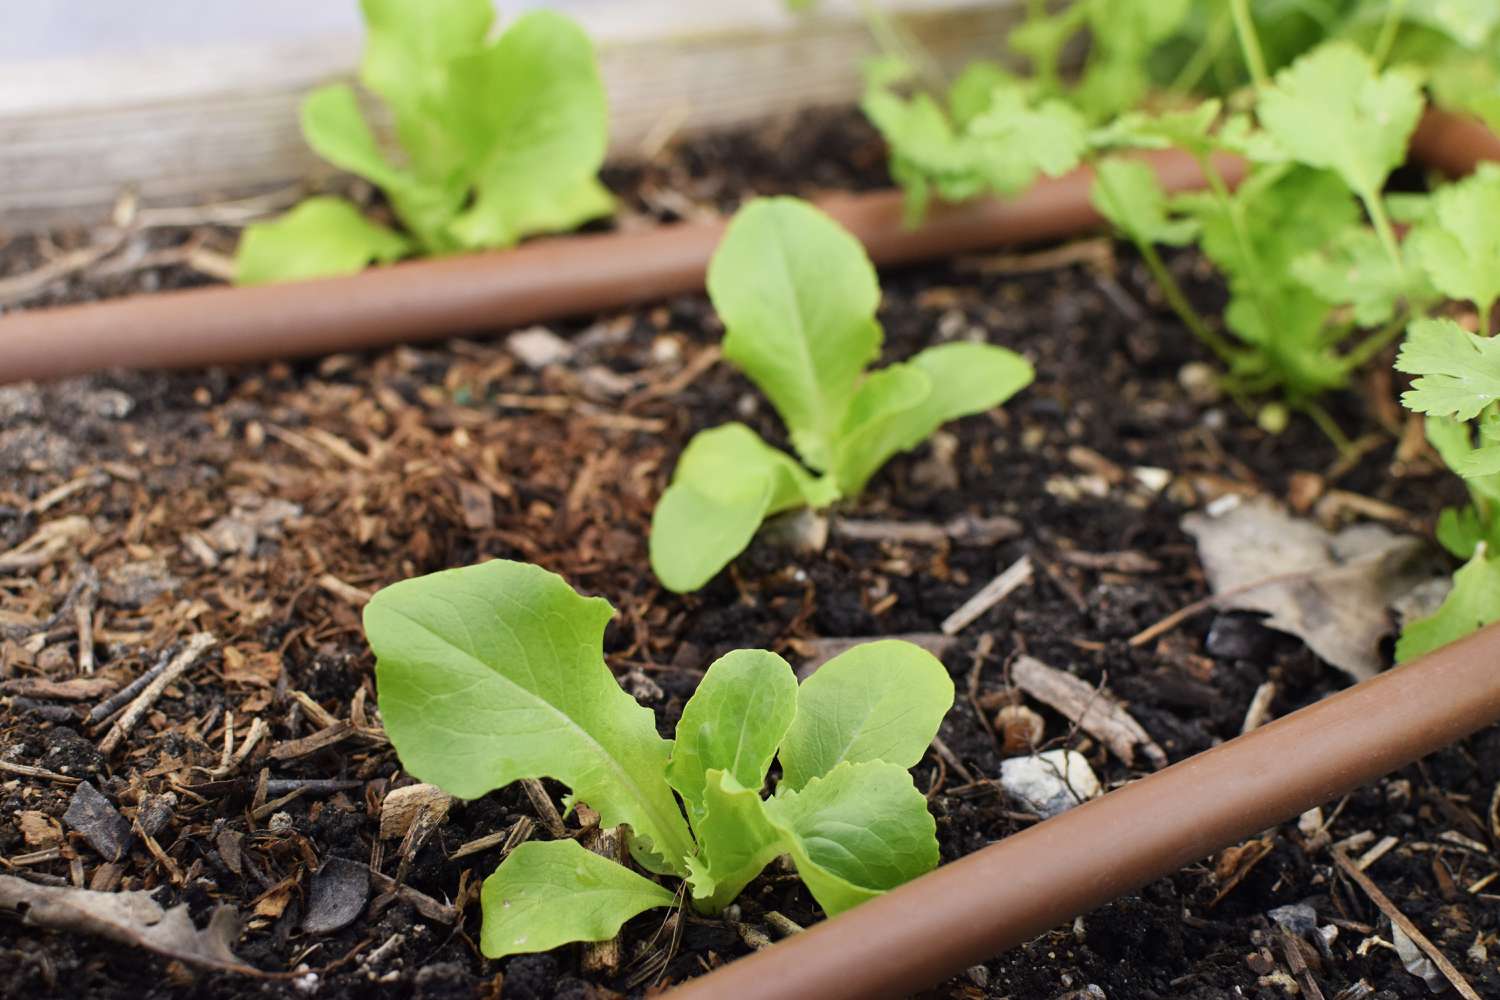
235 0 612 284
366 559 954 958
650 196 1034 592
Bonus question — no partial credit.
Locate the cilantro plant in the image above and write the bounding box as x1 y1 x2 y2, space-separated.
1390 167 1500 659
649 197 1034 592
365 559 954 958
234 0 613 285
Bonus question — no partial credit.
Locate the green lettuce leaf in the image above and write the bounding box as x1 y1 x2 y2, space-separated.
649 424 838 594
479 840 676 959
833 342 1034 495
234 197 410 285
1396 547 1500 662
366 560 695 874
444 11 614 249
667 650 799 827
685 770 787 914
297 84 465 252
707 197 882 470
763 761 940 916
778 639 954 791
358 0 492 180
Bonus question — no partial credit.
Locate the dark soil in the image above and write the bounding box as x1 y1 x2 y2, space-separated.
0 108 1494 1000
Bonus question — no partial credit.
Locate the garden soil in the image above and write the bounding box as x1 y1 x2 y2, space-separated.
0 110 1494 1000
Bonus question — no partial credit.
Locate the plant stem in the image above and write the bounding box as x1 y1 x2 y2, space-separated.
1299 399 1356 457
1229 0 1269 89
1136 239 1240 365
1169 6 1233 96
1342 309 1410 370
857 0 945 95
1371 0 1407 67
1361 189 1405 275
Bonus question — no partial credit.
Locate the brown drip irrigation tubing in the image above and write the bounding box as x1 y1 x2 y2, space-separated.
0 148 1241 386
664 621 1500 1000
1409 106 1500 178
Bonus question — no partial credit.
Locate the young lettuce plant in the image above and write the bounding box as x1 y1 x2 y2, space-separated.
649 197 1034 593
365 559 954 958
235 0 612 285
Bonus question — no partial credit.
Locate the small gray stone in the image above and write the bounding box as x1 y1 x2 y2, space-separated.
63 781 133 861
999 750 1100 819
302 857 370 935
1268 902 1318 937
506 326 572 370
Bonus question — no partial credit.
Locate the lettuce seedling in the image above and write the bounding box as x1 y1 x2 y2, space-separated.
365 559 954 958
649 197 1034 592
234 0 612 285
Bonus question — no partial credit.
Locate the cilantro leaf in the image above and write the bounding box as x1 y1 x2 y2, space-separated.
778 640 954 791
479 840 675 959
762 761 940 916
235 197 410 285
1396 318 1500 421
1292 225 1434 326
1091 157 1199 247
1423 416 1500 558
1396 546 1500 662
1410 164 1500 320
1255 42 1423 204
365 560 695 874
1405 0 1500 50
707 197 882 471
1091 101 1223 158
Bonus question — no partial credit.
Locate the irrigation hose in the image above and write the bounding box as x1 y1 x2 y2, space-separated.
0 149 1241 386
662 621 1500 1000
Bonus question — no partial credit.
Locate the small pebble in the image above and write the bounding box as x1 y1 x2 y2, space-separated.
999 750 1100 819
506 327 572 369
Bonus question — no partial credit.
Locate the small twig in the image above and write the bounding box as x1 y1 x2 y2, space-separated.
88 649 173 723
98 634 216 754
1127 570 1313 647
1240 682 1277 735
1332 848 1481 1000
521 778 568 838
0 238 125 304
73 565 98 674
942 556 1034 636
0 760 81 785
